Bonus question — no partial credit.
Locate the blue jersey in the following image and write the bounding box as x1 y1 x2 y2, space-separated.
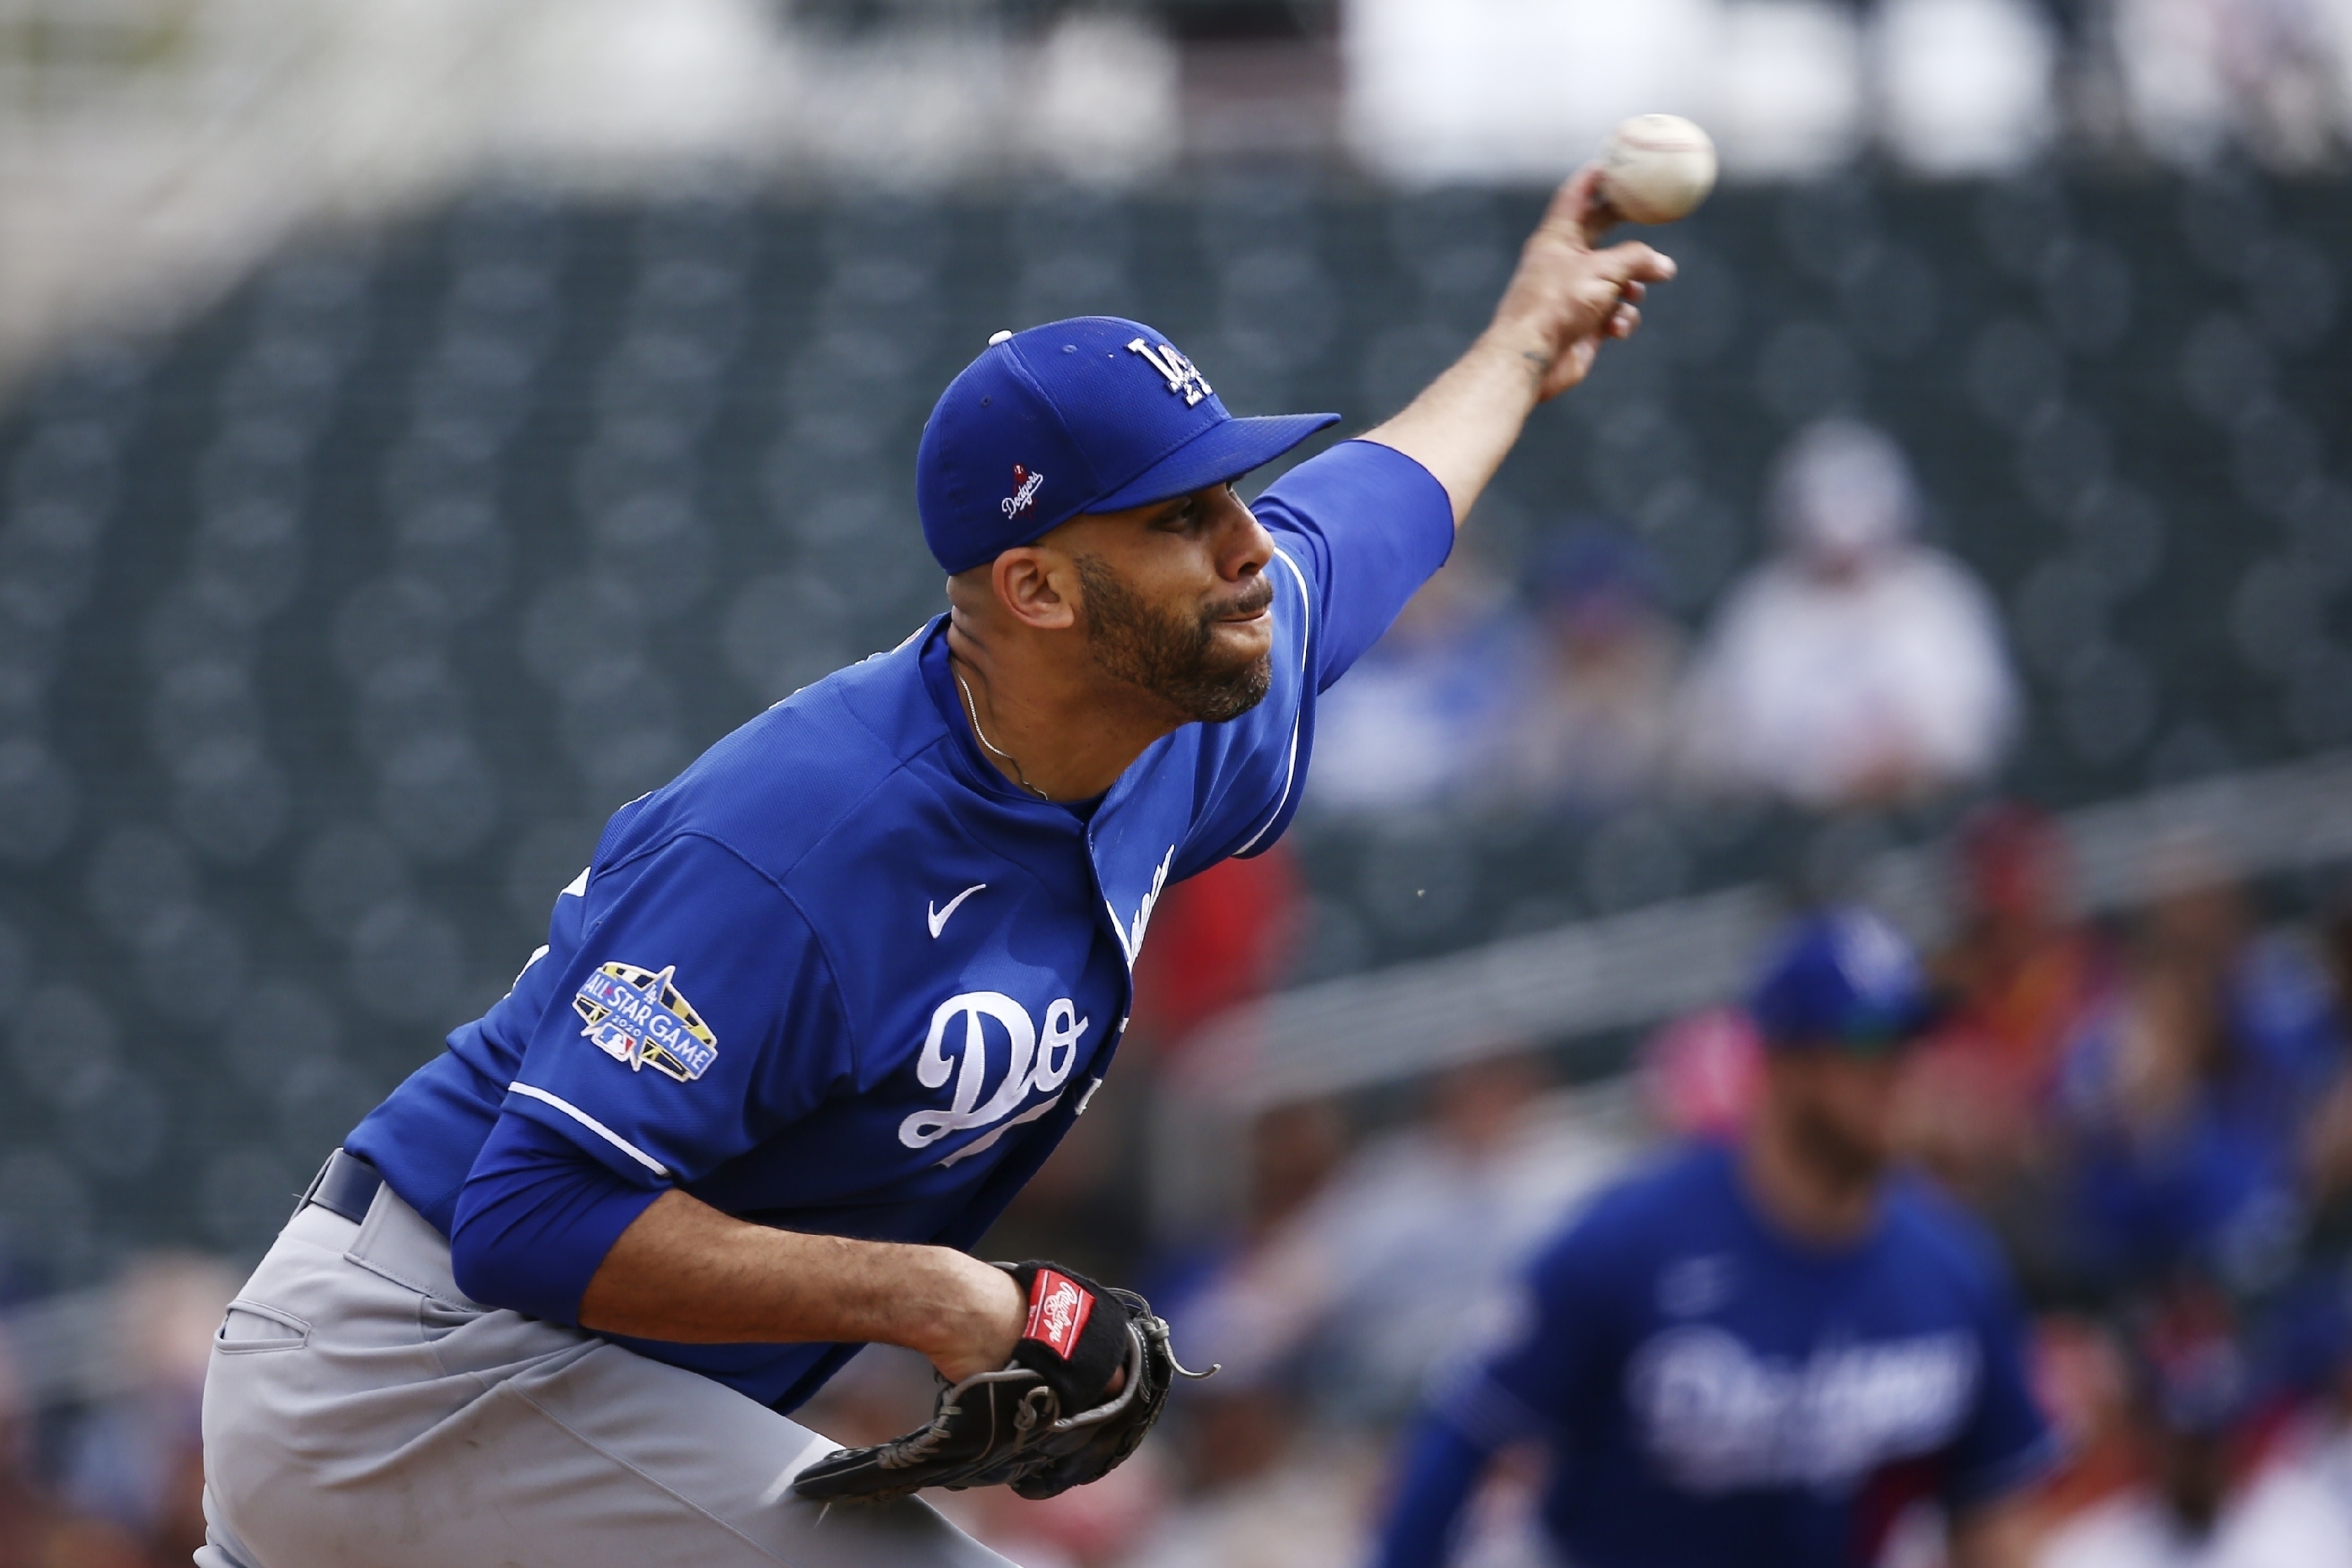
347 439 1452 1411
1380 1141 2054 1568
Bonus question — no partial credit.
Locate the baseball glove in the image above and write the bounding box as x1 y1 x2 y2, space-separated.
791 1260 1213 1503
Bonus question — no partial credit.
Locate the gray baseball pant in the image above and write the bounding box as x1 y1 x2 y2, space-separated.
196 1181 1011 1568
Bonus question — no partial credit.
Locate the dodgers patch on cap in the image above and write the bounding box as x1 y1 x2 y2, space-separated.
915 316 1340 574
1747 907 1936 1052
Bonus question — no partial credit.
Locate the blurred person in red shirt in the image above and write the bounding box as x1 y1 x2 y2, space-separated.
1904 804 2111 1211
1130 845 1307 1056
1936 804 2110 1090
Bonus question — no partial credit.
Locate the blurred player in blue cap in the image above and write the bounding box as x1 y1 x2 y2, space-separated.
1373 907 2058 1568
197 169 1674 1568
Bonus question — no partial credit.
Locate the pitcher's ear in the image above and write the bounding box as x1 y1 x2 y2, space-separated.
991 547 1078 632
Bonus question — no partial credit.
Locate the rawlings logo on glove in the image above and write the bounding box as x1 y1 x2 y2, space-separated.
791 1260 1213 1505
1024 1269 1094 1359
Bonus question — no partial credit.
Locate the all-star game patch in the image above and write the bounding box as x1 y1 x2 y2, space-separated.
573 962 719 1083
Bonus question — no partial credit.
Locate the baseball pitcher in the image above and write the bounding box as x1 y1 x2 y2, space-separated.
195 168 1672 1568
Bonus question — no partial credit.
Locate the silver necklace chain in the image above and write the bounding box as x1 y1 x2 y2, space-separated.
954 668 1051 800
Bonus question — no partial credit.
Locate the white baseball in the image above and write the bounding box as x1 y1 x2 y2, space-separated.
1599 114 1718 226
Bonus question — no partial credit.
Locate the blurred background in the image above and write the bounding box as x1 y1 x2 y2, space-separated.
3 0 2352 1563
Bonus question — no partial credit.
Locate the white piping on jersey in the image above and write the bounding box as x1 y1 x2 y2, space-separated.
508 1081 671 1177
512 868 589 988
1231 544 1313 857
937 1089 1063 1167
1105 846 1174 970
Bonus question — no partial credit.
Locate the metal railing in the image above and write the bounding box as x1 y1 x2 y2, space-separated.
1179 750 2352 1113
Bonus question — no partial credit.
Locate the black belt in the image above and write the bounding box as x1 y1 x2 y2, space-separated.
297 1147 384 1224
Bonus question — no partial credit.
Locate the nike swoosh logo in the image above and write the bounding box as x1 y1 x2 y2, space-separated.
928 883 988 939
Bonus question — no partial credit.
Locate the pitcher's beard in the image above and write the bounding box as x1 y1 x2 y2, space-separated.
1077 555 1273 724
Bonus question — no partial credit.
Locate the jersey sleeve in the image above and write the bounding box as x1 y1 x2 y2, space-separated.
1250 438 1456 693
495 832 857 1188
1371 1413 1494 1568
1942 1249 2061 1510
1428 1214 1620 1452
449 1109 661 1324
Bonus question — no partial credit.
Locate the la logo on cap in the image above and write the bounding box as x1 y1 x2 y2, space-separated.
1127 338 1213 407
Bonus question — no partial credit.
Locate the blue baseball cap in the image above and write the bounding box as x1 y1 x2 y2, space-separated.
1747 907 1939 1053
916 317 1341 574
